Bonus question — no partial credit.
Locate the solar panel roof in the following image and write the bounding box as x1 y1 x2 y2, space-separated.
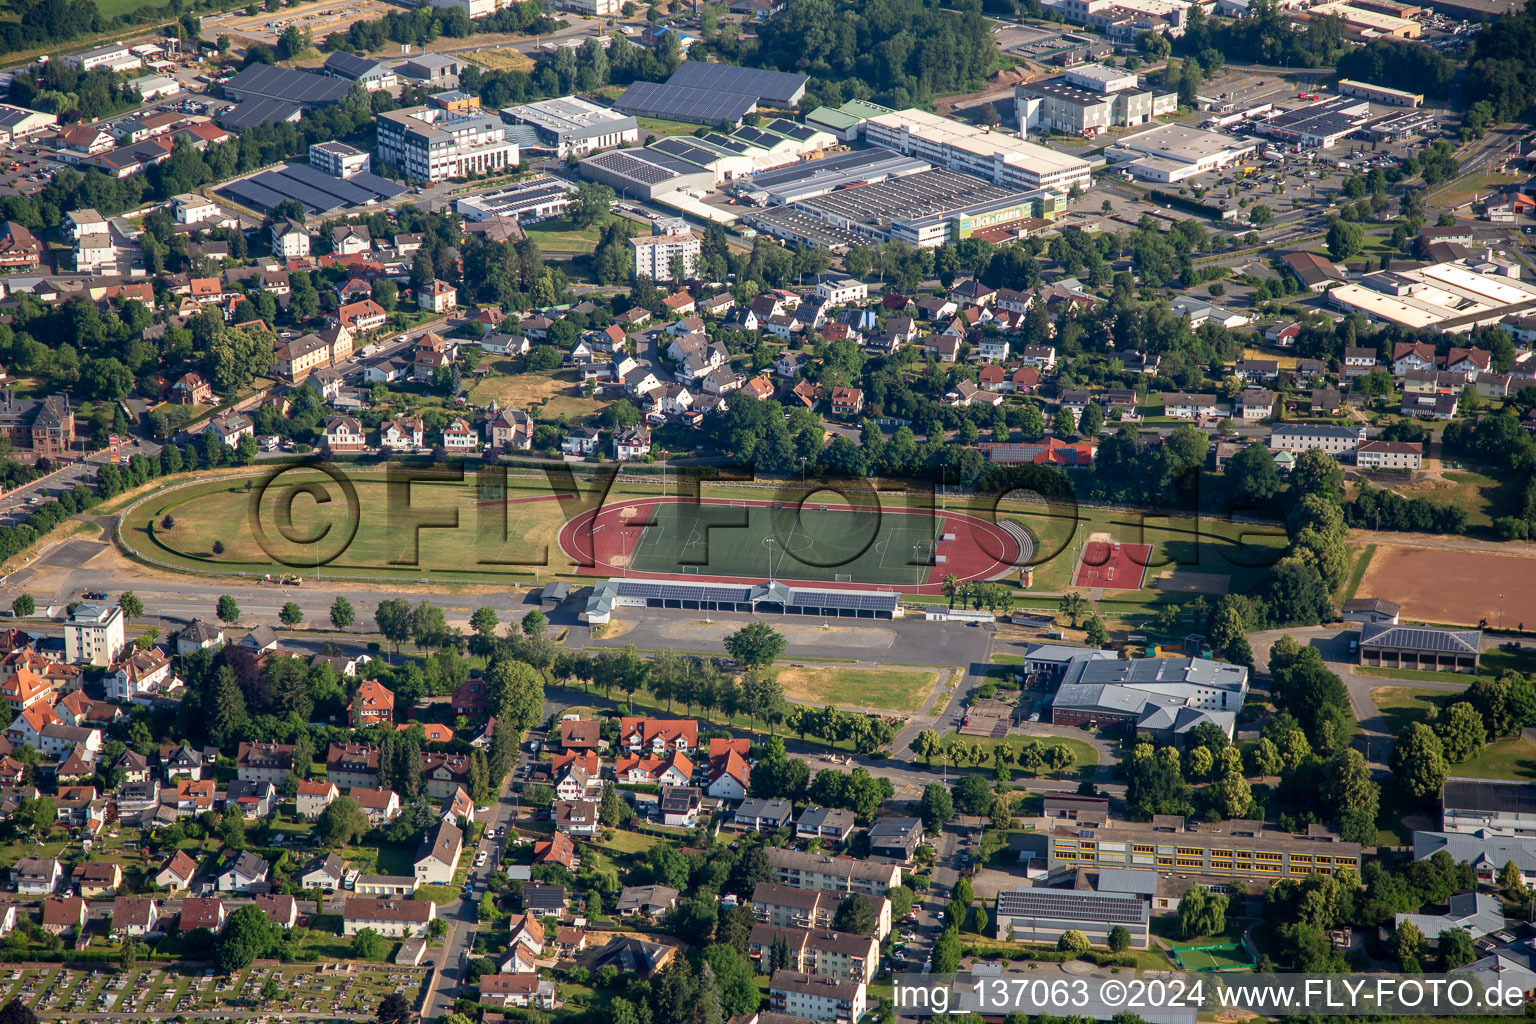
251 170 346 213
665 60 809 106
616 80 756 125
225 63 352 107
346 171 408 200
650 137 720 166
278 162 378 205
218 177 300 214
217 98 302 129
733 126 779 148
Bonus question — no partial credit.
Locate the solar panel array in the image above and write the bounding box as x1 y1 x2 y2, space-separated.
615 80 756 126
767 119 818 142
219 163 407 214
650 137 720 167
584 150 678 186
252 170 347 213
787 589 899 612
665 61 809 106
733 126 779 148
225 62 353 106
347 171 408 200
614 580 753 603
219 177 293 213
1361 624 1480 654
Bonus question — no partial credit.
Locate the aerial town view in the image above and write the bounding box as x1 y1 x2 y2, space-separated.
0 0 1527 1019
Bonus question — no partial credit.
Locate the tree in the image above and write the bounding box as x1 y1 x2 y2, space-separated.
833 893 877 937
486 657 544 733
1500 859 1528 897
377 991 414 1024
331 595 355 630
10 594 32 618
216 595 240 623
1326 220 1365 262
931 925 962 973
909 728 941 765
118 591 144 618
955 773 995 816
1079 401 1104 438
280 601 303 627
723 622 787 670
215 904 280 973
1177 885 1227 940
1057 929 1090 954
1440 927 1477 970
918 783 954 831
1108 925 1132 952
0 1000 39 1024
1434 702 1486 764
1053 406 1077 439
1390 722 1449 801
375 598 414 659
1058 592 1088 629
1084 616 1109 647
352 927 387 960
315 796 369 847
1391 919 1425 965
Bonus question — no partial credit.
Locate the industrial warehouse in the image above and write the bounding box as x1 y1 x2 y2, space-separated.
1328 257 1536 333
744 166 1058 250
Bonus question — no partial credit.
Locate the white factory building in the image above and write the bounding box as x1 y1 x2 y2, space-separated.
862 107 1093 194
503 96 639 159
1105 122 1257 182
1016 63 1177 137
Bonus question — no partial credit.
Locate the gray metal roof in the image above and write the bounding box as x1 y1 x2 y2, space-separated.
1396 892 1505 939
1415 829 1536 872
1095 867 1160 896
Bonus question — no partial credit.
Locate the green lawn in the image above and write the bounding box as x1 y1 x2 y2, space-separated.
522 214 647 255
1371 687 1536 782
637 116 704 136
764 664 938 714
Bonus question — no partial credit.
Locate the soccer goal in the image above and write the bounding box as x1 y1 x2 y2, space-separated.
835 573 853 582
730 500 749 507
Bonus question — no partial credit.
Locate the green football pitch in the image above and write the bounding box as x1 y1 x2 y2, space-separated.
624 502 945 587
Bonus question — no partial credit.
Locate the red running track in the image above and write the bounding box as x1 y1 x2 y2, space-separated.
555 496 1023 596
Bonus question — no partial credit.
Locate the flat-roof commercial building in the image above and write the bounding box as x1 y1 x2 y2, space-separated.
1328 258 1536 334
1338 78 1424 107
1442 779 1536 837
1047 817 1363 879
1016 64 1176 137
1358 623 1482 674
376 105 518 183
994 888 1150 948
65 44 138 73
863 107 1092 194
1106 122 1257 183
746 147 930 204
1253 96 1375 149
776 167 1057 249
456 175 575 222
1309 1 1422 36
578 148 715 201
310 141 371 179
503 96 639 158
